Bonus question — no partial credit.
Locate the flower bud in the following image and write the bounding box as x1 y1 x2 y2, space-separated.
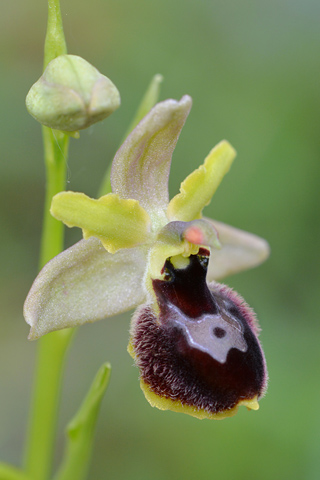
26 54 120 131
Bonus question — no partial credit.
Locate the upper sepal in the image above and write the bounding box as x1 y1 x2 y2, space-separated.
111 95 192 227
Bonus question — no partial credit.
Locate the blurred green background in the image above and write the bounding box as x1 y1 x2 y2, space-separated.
1 0 319 479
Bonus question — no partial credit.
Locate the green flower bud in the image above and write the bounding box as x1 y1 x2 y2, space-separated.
26 54 120 131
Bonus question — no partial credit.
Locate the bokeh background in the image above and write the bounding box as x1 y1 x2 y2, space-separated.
1 0 319 478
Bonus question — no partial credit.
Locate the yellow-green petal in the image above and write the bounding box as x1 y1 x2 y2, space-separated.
51 192 151 253
167 140 236 222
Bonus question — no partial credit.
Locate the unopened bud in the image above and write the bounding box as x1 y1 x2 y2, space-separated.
26 54 120 131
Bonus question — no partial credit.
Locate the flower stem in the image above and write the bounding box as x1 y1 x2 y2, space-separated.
44 0 67 70
23 127 72 480
39 128 69 267
23 2 74 479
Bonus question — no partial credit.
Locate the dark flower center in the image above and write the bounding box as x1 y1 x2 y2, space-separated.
156 248 216 318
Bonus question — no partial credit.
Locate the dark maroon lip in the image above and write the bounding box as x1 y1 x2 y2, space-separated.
132 304 266 414
154 250 217 319
130 251 267 413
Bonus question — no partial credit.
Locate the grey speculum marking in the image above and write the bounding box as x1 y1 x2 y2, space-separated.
166 304 247 364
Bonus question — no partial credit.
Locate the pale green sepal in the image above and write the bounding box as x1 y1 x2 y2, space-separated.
51 192 151 253
54 363 111 480
98 74 163 197
26 55 120 131
24 238 147 339
167 140 236 222
206 219 270 280
111 96 192 227
0 463 30 480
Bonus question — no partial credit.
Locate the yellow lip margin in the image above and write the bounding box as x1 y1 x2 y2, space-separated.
128 339 259 420
140 380 259 420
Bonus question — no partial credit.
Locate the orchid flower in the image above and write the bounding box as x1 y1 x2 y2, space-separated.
24 95 269 420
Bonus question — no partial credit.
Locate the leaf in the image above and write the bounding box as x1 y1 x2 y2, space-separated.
54 363 111 480
0 463 30 480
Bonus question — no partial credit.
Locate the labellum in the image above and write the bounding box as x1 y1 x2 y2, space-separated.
130 249 267 419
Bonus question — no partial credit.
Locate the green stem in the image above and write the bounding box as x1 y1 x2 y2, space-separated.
24 128 72 480
23 2 72 478
39 128 69 266
44 0 67 70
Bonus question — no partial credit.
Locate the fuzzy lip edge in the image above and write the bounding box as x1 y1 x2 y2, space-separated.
140 379 260 420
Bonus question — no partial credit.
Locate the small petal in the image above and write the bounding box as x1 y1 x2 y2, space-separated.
167 140 236 222
51 192 151 253
24 237 147 339
206 220 270 280
111 95 192 227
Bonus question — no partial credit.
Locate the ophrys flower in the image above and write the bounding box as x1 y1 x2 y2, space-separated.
24 95 269 419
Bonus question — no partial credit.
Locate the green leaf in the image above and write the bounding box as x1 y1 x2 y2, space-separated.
0 463 30 480
53 363 111 480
